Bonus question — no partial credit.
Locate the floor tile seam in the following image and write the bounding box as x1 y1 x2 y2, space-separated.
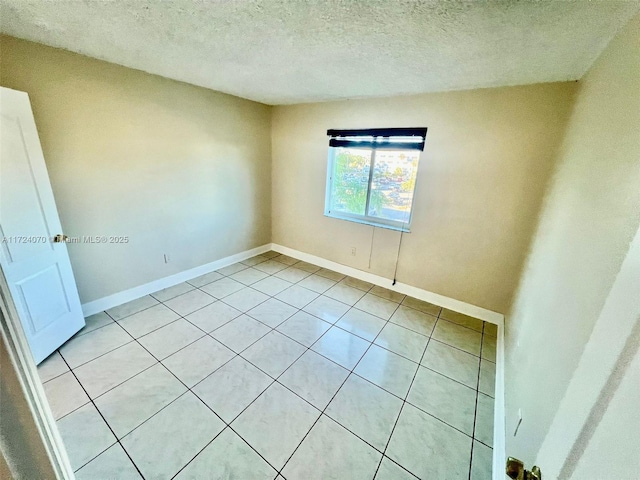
239 259 269 267
330 321 386 345
68 306 448 410
52 398 92 423
437 315 485 334
167 424 229 480
238 343 310 388
417 364 483 394
244 309 299 330
99 259 436 328
378 455 421 479
39 358 72 385
429 329 485 359
187 326 277 390
60 270 282 428
119 307 249 375
128 314 195 342
71 439 119 475
276 298 404 475
104 301 161 322
84 334 243 472
114 389 195 446
160 289 226 317
170 384 311 480
369 287 407 302
74 361 161 405
73 319 118 338
371 317 435 478
272 272 310 284
469 324 487 478
150 287 195 303
108 305 198 341
217 288 280 314
136 328 207 363
274 334 381 473
401 300 442 317
320 408 402 456
82 317 231 443
299 304 353 328
226 276 284 289
186 291 293 372
271 257 301 267
179 363 292 475
102 314 271 445
68 263 484 478
59 336 137 371
384 316 435 338
193 306 472 450
56 351 147 479
159 296 259 341
401 397 477 439
92 338 196 439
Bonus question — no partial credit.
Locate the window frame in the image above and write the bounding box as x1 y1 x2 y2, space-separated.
324 144 421 233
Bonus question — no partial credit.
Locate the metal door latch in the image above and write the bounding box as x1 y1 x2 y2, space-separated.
506 457 541 480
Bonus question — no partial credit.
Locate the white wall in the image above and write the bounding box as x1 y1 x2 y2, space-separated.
505 13 640 463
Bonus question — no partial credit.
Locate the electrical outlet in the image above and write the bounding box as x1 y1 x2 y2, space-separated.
164 254 170 264
351 247 356 256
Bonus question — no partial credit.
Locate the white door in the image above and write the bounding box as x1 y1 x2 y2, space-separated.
0 87 85 364
531 222 640 479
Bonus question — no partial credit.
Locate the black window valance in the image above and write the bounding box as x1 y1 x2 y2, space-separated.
327 127 427 151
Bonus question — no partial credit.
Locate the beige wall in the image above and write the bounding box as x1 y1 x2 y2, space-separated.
271 84 576 313
505 14 640 463
0 36 272 304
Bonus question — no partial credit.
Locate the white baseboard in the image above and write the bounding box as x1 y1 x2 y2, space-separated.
271 243 504 326
493 323 506 480
81 244 271 316
271 243 506 478
82 241 506 477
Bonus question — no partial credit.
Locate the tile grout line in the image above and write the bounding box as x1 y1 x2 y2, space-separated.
56 352 147 479
186 256 493 474
50 254 492 478
56 301 481 418
370 309 440 480
123 268 345 477
469 322 487 480
93 255 432 336
275 298 406 477
168 270 369 477
283 303 492 443
49 256 350 476
168 278 386 477
103 301 281 479
237 304 482 444
80 283 416 449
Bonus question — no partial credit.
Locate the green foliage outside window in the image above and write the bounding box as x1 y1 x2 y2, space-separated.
332 151 389 215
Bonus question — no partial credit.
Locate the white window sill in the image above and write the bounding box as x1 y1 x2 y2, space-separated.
324 212 411 233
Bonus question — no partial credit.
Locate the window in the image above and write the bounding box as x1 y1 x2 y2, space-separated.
324 128 426 232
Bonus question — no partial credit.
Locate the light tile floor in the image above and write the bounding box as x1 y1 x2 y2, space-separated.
39 252 496 480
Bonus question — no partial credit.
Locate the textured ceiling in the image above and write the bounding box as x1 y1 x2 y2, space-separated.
1 1 638 105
